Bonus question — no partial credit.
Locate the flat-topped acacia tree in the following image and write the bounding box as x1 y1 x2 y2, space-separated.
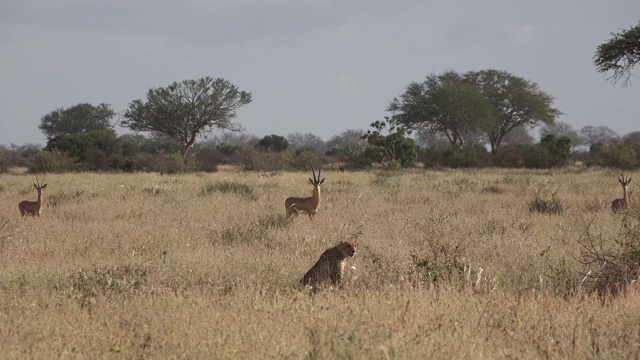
594 20 640 86
122 77 252 156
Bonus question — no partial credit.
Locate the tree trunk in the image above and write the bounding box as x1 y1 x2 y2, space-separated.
181 135 197 156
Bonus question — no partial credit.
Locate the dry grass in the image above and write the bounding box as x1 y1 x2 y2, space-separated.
1 167 640 359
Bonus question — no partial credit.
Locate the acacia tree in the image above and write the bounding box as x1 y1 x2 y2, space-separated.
464 69 562 155
39 103 115 139
389 70 492 149
594 21 640 86
122 77 252 156
257 134 289 152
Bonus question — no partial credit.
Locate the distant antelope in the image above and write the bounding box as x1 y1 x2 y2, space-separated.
18 174 47 218
285 162 325 220
338 164 345 173
611 174 631 213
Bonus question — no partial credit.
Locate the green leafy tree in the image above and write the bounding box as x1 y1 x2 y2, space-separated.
45 129 123 170
539 134 571 167
464 69 563 155
389 70 493 149
39 103 115 139
45 133 94 161
594 21 640 86
257 134 289 152
600 144 639 169
362 117 417 167
122 77 252 156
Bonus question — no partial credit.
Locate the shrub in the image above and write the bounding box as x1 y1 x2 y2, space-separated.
493 144 531 168
287 149 323 171
133 153 195 174
0 147 10 173
29 150 77 173
200 181 255 199
578 221 640 298
69 265 148 309
528 195 564 215
600 144 639 169
193 147 223 172
422 145 492 168
235 147 288 171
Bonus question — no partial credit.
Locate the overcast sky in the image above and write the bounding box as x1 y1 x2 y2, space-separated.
1 0 639 146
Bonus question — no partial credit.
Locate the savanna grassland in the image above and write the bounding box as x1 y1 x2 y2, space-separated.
1 167 640 359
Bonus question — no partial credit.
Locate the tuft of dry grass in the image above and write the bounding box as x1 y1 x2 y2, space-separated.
1 168 640 358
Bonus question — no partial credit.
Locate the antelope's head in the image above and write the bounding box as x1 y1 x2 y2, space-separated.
619 174 632 192
308 162 325 191
34 174 47 193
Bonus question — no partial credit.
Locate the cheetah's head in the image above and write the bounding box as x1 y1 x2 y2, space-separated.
340 242 357 259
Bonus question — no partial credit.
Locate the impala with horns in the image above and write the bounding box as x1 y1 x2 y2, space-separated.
18 174 47 218
285 162 325 220
611 174 631 213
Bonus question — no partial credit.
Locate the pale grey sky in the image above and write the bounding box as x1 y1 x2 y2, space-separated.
1 0 639 146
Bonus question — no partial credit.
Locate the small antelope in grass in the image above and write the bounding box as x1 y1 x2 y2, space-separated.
285 162 325 220
611 174 631 213
18 174 47 218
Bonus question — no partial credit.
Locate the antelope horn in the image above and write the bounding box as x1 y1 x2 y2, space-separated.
318 161 322 180
310 161 317 183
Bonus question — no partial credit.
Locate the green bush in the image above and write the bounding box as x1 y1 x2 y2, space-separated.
600 144 639 169
287 149 323 171
0 148 10 173
235 147 289 171
133 153 195 174
29 150 77 173
422 145 491 168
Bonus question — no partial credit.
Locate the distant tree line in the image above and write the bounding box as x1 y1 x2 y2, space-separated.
2 19 639 176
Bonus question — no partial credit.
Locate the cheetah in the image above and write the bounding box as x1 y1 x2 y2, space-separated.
301 241 357 290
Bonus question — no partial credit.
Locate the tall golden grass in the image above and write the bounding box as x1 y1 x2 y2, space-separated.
0 167 639 358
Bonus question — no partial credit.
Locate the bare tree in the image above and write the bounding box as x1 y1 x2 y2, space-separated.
539 121 581 146
326 129 368 159
501 125 535 145
579 126 619 147
286 132 327 153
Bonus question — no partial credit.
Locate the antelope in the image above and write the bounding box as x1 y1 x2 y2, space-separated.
338 164 345 173
18 174 47 218
611 174 631 213
285 162 325 220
